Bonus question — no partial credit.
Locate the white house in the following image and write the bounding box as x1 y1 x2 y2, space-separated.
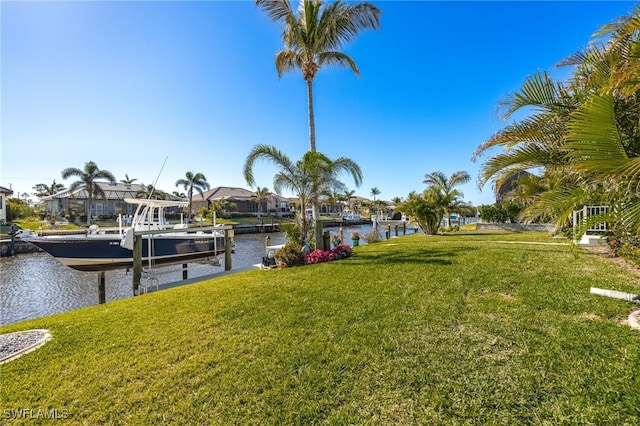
0 186 14 224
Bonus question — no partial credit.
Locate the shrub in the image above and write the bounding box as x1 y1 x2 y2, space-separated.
274 241 306 267
306 249 334 264
305 244 353 265
332 244 352 259
605 229 640 264
279 223 302 244
6 198 38 221
618 245 640 267
479 201 523 223
362 228 382 243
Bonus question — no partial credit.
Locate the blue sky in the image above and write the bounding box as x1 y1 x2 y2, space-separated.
2 1 636 206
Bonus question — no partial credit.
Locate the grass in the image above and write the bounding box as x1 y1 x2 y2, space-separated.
2 230 639 424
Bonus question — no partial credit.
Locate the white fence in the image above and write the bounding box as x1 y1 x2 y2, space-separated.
572 205 609 234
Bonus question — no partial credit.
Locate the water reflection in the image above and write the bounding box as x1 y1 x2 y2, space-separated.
0 224 386 326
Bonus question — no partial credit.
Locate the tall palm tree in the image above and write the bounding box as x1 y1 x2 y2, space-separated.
343 189 356 214
423 171 471 228
175 172 210 220
256 0 381 152
251 186 271 215
33 180 65 198
370 187 380 216
244 145 362 243
370 187 380 201
61 161 116 225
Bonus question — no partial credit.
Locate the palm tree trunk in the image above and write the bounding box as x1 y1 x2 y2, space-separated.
307 79 316 152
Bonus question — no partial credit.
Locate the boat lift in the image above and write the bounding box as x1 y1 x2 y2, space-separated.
128 224 234 296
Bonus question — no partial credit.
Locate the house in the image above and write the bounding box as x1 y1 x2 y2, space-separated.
39 182 184 221
0 186 14 224
193 186 292 216
495 170 534 204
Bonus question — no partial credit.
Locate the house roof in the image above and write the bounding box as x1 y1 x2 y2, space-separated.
0 186 13 195
200 186 255 201
195 186 290 203
496 170 534 203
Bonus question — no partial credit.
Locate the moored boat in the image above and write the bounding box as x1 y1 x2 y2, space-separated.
373 212 412 227
23 198 231 272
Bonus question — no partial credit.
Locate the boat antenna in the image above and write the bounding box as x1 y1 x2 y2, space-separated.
147 156 168 200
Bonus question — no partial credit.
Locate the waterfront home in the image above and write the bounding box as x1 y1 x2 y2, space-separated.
193 186 292 217
0 186 13 224
38 182 184 221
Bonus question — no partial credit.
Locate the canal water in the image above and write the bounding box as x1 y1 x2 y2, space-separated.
1 225 379 326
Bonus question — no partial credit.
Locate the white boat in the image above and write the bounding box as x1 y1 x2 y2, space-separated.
373 212 411 226
23 198 231 272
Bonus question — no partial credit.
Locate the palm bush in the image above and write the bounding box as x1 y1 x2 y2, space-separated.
274 241 306 267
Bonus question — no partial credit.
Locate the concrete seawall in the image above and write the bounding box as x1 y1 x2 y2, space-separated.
476 223 555 232
1 219 373 257
0 240 41 257
233 219 371 234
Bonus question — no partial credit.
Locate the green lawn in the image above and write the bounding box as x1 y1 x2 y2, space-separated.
2 231 639 424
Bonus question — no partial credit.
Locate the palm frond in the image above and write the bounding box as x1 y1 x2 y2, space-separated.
275 50 304 78
317 51 358 75
499 71 573 120
478 144 560 189
472 113 565 161
243 144 293 187
255 0 294 23
565 93 627 173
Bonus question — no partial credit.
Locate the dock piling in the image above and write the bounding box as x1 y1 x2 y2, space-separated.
133 235 142 296
98 272 106 304
225 229 232 271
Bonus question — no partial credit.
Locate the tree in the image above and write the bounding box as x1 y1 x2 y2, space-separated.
343 189 356 213
244 144 362 243
135 185 167 200
256 0 381 152
472 6 640 236
370 187 381 216
370 187 380 201
251 186 271 216
175 172 210 220
6 197 37 221
398 189 445 235
423 171 471 228
61 161 116 225
120 174 137 184
33 180 65 198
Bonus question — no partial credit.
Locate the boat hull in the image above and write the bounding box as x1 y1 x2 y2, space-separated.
26 234 227 272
